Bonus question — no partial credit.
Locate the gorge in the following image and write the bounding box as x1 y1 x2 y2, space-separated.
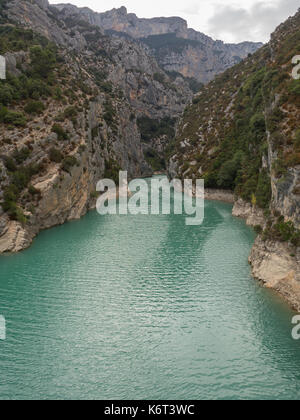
0 0 262 254
0 0 299 400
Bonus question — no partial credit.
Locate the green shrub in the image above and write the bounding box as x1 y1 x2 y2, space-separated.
24 101 45 115
91 126 99 139
288 80 300 96
13 147 31 165
263 220 300 246
3 111 26 127
54 87 63 101
103 101 116 128
63 106 78 119
254 225 263 234
1 154 43 220
137 116 175 142
192 97 201 105
61 156 78 173
217 160 238 189
11 168 32 191
294 129 300 150
250 113 266 139
255 170 272 209
25 77 52 99
29 45 57 79
267 108 284 133
153 73 165 84
217 152 243 189
274 221 298 242
98 81 113 94
2 155 17 172
51 124 68 140
0 84 14 105
104 159 121 185
2 199 27 224
49 148 63 163
186 77 203 94
204 172 218 188
272 158 287 178
145 148 166 171
0 105 8 122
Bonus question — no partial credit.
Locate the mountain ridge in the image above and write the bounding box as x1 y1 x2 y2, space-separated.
52 3 263 83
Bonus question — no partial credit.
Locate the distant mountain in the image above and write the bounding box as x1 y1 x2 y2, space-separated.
53 4 263 83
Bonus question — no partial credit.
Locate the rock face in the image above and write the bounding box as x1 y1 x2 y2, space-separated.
0 217 32 253
232 199 265 227
169 10 300 309
53 4 263 84
6 1 192 116
0 0 193 252
249 237 300 311
6 0 74 47
86 6 188 39
272 165 300 228
35 0 49 11
233 197 300 310
0 87 150 252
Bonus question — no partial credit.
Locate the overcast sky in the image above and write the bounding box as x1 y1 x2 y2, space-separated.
49 0 299 43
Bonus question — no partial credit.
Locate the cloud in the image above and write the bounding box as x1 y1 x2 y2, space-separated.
208 0 299 43
180 3 202 15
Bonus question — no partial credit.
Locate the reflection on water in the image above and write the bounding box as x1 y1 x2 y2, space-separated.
0 187 299 400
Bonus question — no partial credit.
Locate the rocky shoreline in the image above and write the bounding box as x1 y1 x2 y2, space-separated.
249 237 300 311
233 198 300 312
205 188 235 204
0 159 96 254
1 184 299 312
205 190 300 311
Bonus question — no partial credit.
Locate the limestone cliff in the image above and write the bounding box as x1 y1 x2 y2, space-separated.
0 43 149 252
0 0 192 252
170 10 300 309
53 4 262 84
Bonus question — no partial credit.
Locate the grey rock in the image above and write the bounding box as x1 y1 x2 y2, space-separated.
53 4 263 83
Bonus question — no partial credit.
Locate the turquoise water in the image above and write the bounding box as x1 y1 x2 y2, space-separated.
0 193 300 400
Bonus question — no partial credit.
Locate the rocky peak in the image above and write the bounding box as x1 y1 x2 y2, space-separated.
35 0 49 10
52 3 263 83
54 4 188 39
110 6 128 16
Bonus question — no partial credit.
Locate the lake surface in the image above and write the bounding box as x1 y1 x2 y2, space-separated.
0 188 300 400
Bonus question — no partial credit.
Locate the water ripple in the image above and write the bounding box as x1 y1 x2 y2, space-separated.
0 199 299 400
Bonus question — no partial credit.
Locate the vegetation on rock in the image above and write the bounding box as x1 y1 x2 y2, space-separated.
171 10 300 244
